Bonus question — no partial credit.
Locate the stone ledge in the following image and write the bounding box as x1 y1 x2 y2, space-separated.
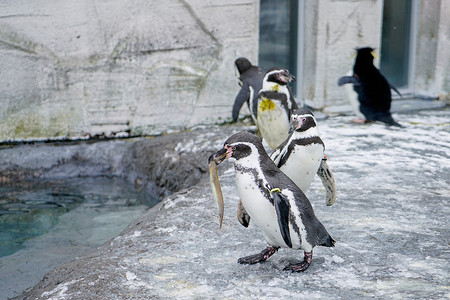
14 110 450 299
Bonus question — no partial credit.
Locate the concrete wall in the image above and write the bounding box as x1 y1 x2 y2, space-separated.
302 0 449 110
302 0 383 109
414 0 449 98
0 0 447 142
0 0 259 142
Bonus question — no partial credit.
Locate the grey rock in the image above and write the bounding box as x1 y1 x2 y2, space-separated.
8 109 450 299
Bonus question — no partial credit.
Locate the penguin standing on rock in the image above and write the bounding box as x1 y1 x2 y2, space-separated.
257 68 298 149
235 108 336 230
271 108 337 206
209 132 335 272
337 47 403 127
232 58 265 123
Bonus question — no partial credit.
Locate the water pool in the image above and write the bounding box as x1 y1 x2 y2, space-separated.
0 176 160 298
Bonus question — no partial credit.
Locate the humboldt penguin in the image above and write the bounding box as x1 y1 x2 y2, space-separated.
337 47 403 127
209 132 335 272
271 108 337 206
257 68 298 149
232 57 265 123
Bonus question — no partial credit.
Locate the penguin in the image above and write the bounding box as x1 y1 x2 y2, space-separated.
337 47 403 127
270 108 337 206
209 131 335 272
235 108 336 229
256 68 298 150
232 57 265 123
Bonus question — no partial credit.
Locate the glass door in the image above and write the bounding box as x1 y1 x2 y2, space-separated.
380 0 418 95
259 0 299 93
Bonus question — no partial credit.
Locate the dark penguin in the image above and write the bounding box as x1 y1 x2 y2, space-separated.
271 108 337 206
257 68 298 149
232 57 265 123
209 132 335 272
337 47 403 127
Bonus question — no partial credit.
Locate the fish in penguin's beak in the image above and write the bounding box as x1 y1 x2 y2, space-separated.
208 147 228 165
208 145 233 231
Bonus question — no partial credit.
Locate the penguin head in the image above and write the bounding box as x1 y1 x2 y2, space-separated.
264 68 296 86
355 47 377 65
234 57 252 76
289 108 317 134
209 132 265 164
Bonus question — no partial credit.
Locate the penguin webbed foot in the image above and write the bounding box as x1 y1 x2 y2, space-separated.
351 118 372 124
283 251 312 272
238 246 279 265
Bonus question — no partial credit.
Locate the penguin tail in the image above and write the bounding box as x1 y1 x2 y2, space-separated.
320 235 335 248
377 114 403 128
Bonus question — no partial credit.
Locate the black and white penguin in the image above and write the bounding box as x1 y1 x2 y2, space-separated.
209 132 335 272
337 47 403 127
257 68 298 150
271 108 337 206
232 57 265 123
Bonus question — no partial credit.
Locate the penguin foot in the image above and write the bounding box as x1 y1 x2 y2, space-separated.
284 251 312 272
351 118 369 124
238 247 279 265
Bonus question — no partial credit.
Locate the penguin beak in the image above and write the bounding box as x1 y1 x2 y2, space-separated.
288 117 305 134
288 73 296 83
278 71 296 83
208 146 233 165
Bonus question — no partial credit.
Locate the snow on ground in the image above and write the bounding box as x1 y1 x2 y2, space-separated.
20 109 449 300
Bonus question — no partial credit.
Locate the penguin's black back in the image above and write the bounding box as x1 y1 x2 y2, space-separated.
230 132 334 248
233 58 265 121
263 166 335 248
353 48 393 119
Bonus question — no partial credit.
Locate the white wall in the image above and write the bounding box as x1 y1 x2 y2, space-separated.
302 0 384 110
301 0 449 110
0 0 447 142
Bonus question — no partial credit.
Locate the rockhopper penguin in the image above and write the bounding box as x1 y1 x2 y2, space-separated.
257 68 298 149
209 132 335 272
337 47 403 127
232 57 265 123
271 108 337 206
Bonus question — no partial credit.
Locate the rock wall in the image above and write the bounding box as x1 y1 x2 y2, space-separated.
302 0 449 110
0 0 259 142
302 0 383 109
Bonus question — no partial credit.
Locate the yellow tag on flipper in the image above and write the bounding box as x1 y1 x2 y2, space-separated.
270 188 281 194
259 98 276 111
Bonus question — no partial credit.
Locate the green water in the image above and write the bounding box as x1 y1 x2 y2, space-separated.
0 177 159 258
0 176 160 298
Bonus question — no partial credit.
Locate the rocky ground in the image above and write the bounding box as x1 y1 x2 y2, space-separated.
9 106 450 299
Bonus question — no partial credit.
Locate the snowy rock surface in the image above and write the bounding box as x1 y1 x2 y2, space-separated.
17 109 450 299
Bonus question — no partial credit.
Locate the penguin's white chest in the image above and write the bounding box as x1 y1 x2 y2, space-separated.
257 99 289 149
279 143 323 191
234 168 301 249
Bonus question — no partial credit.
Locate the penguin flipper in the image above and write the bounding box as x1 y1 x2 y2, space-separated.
337 76 359 86
232 84 250 122
316 158 337 206
271 190 292 248
237 199 251 227
270 148 282 166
